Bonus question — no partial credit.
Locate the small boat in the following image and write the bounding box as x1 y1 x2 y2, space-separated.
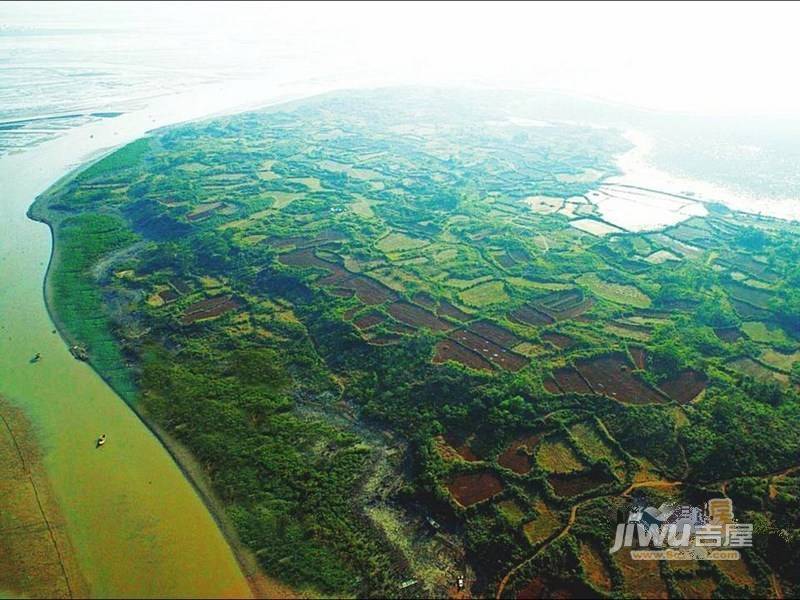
70 345 89 361
96 434 106 448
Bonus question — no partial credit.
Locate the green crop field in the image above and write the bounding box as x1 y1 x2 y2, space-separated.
576 273 651 308
459 280 509 306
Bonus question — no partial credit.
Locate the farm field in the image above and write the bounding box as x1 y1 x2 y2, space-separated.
32 88 800 599
576 273 651 308
498 434 542 474
447 471 505 507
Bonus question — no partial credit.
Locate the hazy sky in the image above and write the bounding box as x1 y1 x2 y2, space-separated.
3 1 799 117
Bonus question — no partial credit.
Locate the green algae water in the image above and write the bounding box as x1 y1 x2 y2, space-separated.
0 107 254 598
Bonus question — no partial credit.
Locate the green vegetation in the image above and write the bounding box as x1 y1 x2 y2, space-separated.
459 280 509 307
536 438 585 473
742 320 793 345
80 137 150 181
375 231 429 253
49 214 138 399
33 89 800 599
576 272 651 308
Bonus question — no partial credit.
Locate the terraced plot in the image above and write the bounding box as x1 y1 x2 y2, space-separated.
180 296 240 324
659 369 708 403
552 366 592 394
346 276 398 305
576 273 651 308
498 434 542 474
448 330 528 371
569 422 618 463
432 339 493 371
723 281 774 309
742 321 794 345
536 438 585 473
437 434 481 462
468 320 522 348
447 471 504 507
459 280 509 307
548 470 612 497
575 354 667 404
353 312 385 330
498 500 526 526
541 332 576 349
376 231 429 253
728 357 789 384
436 301 473 322
535 289 595 319
522 500 562 545
388 302 452 332
510 305 554 326
760 349 800 372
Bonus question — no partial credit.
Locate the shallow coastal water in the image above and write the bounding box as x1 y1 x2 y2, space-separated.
607 129 800 223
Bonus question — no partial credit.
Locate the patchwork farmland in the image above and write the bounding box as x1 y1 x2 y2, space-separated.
35 88 800 600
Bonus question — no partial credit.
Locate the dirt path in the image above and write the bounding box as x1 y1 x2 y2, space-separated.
495 496 592 599
495 479 681 598
769 572 784 599
621 479 683 497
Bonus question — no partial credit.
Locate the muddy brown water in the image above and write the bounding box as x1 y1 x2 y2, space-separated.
0 100 258 598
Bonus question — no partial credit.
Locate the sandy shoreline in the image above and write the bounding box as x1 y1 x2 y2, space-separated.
0 395 89 599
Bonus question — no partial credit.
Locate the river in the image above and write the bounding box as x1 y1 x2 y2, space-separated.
0 78 331 598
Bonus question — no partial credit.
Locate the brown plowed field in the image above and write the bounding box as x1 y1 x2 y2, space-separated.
346 276 397 304
448 330 528 371
510 305 554 326
437 301 473 322
447 471 504 507
548 470 610 497
388 302 452 331
353 312 385 330
181 296 240 324
660 369 708 404
433 340 493 371
575 354 667 404
469 320 522 348
498 434 542 474
552 367 592 394
541 332 575 349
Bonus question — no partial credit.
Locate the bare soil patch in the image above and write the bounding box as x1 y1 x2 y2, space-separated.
181 296 241 325
575 354 667 404
388 302 452 331
447 471 504 507
433 340 493 371
498 434 542 474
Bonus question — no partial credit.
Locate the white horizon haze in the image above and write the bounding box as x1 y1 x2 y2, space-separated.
2 0 800 119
